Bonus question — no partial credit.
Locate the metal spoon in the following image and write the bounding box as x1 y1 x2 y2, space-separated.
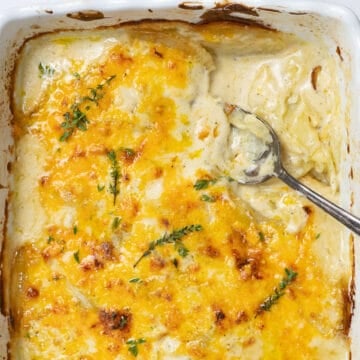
225 105 360 236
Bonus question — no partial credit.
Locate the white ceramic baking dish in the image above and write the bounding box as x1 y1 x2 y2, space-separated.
0 0 359 358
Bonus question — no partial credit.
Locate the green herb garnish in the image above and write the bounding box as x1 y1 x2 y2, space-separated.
256 268 298 315
129 278 142 284
60 104 89 142
172 258 179 268
73 72 80 79
133 224 203 267
316 233 321 239
200 194 216 202
47 236 54 244
126 338 146 357
83 75 116 105
97 184 105 192
73 250 80 264
112 216 121 230
59 75 116 141
73 225 78 235
38 62 55 78
259 232 265 242
108 150 120 205
194 178 217 190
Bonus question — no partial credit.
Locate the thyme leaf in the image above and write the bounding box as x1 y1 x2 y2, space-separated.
126 338 146 357
73 250 80 264
194 176 236 191
133 224 203 267
256 268 297 316
83 75 116 105
200 194 216 202
259 232 265 242
112 216 121 230
97 184 105 192
38 62 55 78
194 178 217 190
129 278 142 284
108 150 120 205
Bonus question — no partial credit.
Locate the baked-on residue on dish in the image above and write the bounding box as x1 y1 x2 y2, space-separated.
5 21 352 359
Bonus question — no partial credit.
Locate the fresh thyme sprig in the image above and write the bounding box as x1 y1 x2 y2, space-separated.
59 75 116 141
60 104 89 142
108 150 120 205
83 75 116 105
133 224 203 267
256 268 298 316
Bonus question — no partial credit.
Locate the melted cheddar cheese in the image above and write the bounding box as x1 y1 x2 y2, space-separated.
6 21 351 359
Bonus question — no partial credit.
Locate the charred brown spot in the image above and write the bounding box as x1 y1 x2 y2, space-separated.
150 256 166 270
110 52 133 65
235 311 249 324
202 245 220 258
232 249 249 269
100 242 114 260
243 337 256 347
161 218 170 228
7 161 12 172
232 248 263 280
154 289 173 301
228 228 247 245
26 286 39 298
303 205 312 215
336 46 344 61
311 66 322 90
40 176 50 186
99 309 131 333
119 148 136 165
154 167 163 178
154 48 164 58
214 308 226 325
81 256 104 271
347 143 350 154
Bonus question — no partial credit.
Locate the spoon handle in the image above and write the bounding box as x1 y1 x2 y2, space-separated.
277 168 360 236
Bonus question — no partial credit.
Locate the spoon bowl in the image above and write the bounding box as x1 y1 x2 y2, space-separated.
226 105 360 236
